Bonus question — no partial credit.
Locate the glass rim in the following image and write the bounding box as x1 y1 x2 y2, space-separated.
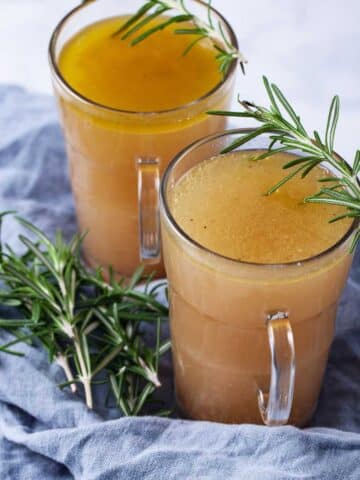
160 128 359 269
48 0 239 117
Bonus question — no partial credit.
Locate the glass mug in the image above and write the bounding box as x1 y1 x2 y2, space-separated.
160 130 358 426
49 0 237 278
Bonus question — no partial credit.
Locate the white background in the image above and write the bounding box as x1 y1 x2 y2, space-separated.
1 0 359 161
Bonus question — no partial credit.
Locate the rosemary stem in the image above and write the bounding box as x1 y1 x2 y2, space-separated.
139 357 161 387
83 377 93 410
292 129 352 179
73 329 94 409
57 354 77 393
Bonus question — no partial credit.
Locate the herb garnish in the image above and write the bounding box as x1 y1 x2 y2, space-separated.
110 0 247 76
209 76 360 251
0 214 170 415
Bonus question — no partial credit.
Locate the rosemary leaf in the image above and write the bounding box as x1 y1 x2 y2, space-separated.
111 3 155 38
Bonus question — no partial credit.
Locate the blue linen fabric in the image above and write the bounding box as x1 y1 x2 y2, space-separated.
0 84 359 480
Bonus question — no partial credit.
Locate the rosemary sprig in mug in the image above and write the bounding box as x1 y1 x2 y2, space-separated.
0 214 170 415
83 0 247 75
209 76 360 251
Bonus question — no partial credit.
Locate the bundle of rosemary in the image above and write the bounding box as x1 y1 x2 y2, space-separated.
0 214 170 415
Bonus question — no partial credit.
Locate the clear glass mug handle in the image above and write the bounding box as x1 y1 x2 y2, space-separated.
258 311 295 426
137 157 161 262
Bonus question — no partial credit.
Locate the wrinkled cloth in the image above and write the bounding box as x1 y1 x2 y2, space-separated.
0 84 359 480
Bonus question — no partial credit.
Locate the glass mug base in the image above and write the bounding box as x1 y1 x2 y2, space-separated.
169 284 336 427
175 393 317 427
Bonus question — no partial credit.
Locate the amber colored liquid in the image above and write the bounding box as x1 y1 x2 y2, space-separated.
54 16 232 276
162 151 354 425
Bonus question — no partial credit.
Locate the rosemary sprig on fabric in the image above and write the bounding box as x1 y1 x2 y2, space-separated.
0 215 170 415
209 76 360 250
111 0 247 76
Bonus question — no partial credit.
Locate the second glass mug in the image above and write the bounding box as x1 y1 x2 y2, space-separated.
160 129 358 426
49 0 237 277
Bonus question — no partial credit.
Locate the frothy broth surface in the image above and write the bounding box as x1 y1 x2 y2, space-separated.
168 150 352 263
59 16 222 111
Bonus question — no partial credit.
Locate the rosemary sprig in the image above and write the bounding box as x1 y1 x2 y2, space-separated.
111 0 247 76
0 215 170 415
209 76 360 251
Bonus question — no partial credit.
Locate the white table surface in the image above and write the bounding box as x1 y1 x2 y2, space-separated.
1 0 359 161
